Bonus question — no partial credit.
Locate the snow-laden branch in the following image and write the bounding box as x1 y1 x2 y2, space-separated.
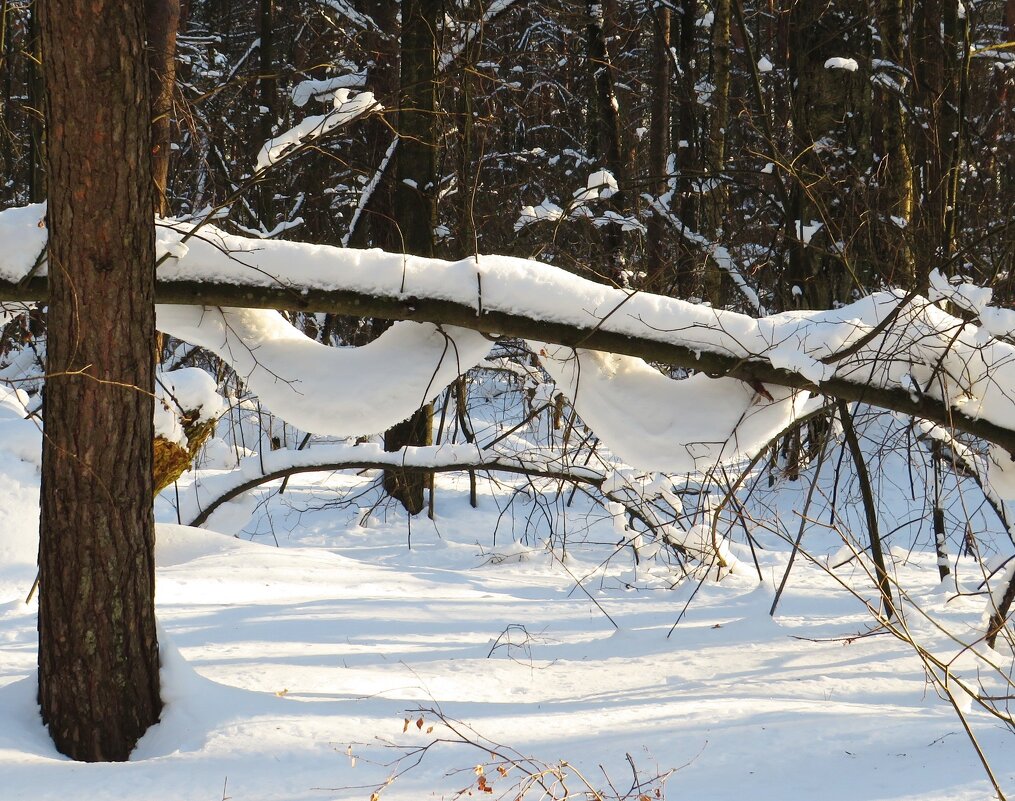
156 306 491 438
5 204 1015 467
181 442 607 527
643 195 766 315
535 344 819 474
256 89 379 171
439 0 521 72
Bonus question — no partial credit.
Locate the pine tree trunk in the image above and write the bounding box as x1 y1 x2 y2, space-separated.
911 0 962 288
37 0 161 762
255 0 276 225
784 0 862 309
703 0 731 305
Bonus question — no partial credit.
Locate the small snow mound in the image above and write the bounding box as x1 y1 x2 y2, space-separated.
824 57 859 72
155 522 256 567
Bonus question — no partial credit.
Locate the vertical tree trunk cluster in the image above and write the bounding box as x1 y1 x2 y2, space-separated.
874 0 915 285
37 0 160 762
784 0 863 309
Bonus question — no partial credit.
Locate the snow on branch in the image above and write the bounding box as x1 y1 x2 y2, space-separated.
156 306 492 439
439 0 521 72
180 442 607 528
256 89 380 171
291 72 366 108
534 344 819 474
5 204 1015 474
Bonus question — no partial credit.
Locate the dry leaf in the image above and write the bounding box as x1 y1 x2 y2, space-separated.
415 716 424 730
402 718 410 733
275 688 288 697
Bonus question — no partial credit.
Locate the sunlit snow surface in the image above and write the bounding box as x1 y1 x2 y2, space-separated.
0 438 1012 800
0 203 1013 798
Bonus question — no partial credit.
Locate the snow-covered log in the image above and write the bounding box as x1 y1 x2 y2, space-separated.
3 204 1015 456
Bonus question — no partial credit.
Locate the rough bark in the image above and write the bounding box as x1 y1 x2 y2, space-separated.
145 0 180 215
784 0 863 309
703 0 731 305
911 0 963 288
255 0 275 225
27 3 44 203
37 0 160 762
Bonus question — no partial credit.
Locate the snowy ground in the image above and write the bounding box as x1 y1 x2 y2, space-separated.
1 420 1013 801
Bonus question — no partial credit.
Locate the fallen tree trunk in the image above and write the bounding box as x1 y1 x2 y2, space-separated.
5 272 1015 453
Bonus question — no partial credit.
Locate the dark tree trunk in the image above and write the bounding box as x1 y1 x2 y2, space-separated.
27 3 44 203
145 0 180 215
674 0 699 297
911 0 963 288
586 0 627 285
383 0 440 515
784 0 863 310
395 0 438 259
703 0 731 305
255 0 276 225
874 0 915 286
644 5 670 290
37 0 161 762
345 0 398 252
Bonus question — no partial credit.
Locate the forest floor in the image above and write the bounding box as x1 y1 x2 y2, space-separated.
1 434 1013 801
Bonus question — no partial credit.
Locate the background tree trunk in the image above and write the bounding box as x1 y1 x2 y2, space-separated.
784 0 862 309
874 0 915 285
255 0 275 226
145 0 180 215
585 0 627 285
27 2 44 203
37 0 160 762
644 5 670 291
383 0 440 515
674 0 700 298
